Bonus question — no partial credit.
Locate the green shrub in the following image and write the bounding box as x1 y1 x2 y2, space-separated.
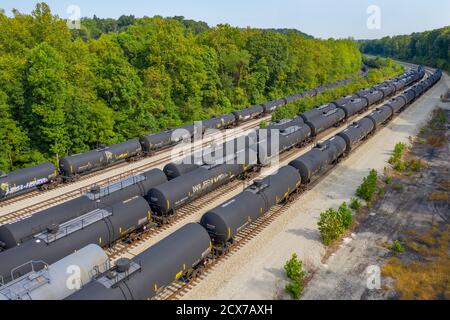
384 176 393 184
391 240 405 253
259 120 267 129
388 142 408 165
284 253 305 299
349 197 362 210
318 208 344 245
356 169 378 202
338 202 353 229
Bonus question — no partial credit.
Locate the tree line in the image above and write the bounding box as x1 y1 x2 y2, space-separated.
360 26 450 72
0 2 363 173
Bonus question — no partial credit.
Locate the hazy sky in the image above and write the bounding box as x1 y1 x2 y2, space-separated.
1 0 449 39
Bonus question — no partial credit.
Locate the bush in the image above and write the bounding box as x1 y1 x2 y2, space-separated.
391 240 405 253
284 253 305 299
259 120 267 129
384 176 393 184
318 208 344 245
349 197 362 210
388 142 409 172
318 201 353 245
356 169 378 202
338 202 353 229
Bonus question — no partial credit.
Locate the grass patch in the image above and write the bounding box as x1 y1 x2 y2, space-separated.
427 192 449 202
382 225 450 300
391 240 405 253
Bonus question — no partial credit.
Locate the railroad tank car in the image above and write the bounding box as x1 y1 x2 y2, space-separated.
330 94 357 108
200 166 301 244
0 196 150 283
139 130 175 153
257 124 311 165
299 103 336 122
338 98 368 118
266 116 304 132
411 83 424 97
147 164 248 217
398 89 416 105
67 223 211 300
288 136 346 183
375 83 396 98
232 105 264 122
95 168 168 206
59 139 142 178
285 93 304 103
261 98 286 113
336 118 375 153
163 163 201 180
0 244 108 300
201 113 236 132
385 96 406 113
364 106 393 129
0 195 97 250
0 162 58 199
356 89 383 106
304 108 346 136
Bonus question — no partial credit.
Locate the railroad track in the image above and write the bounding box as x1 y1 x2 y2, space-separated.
0 68 429 226
0 117 269 225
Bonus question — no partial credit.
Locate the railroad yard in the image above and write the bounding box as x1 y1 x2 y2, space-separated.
181 70 449 300
0 57 445 300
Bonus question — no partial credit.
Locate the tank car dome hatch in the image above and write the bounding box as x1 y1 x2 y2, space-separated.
115 258 132 273
46 223 59 234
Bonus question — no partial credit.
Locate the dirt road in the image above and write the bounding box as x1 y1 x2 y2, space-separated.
182 72 449 300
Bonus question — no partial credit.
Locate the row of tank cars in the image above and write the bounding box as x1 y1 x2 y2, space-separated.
0 75 361 201
0 67 440 300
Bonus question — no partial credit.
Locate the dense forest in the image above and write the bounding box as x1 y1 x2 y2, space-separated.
0 3 365 173
360 26 450 72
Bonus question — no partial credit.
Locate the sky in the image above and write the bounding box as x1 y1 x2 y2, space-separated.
1 0 449 39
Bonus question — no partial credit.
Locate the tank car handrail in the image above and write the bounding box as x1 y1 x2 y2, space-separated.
10 260 49 281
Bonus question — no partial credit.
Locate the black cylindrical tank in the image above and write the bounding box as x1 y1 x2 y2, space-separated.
337 118 375 152
97 169 167 206
338 98 368 118
163 163 200 180
364 105 393 129
305 108 345 136
0 196 151 282
0 195 97 249
299 104 336 122
147 164 246 216
0 162 58 198
385 97 406 113
67 223 211 300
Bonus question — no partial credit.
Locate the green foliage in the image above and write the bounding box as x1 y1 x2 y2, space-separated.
360 26 450 72
391 240 405 253
356 169 378 202
338 202 353 229
259 120 267 129
0 3 367 172
284 253 305 299
317 201 353 246
349 197 362 211
388 142 407 167
384 176 393 185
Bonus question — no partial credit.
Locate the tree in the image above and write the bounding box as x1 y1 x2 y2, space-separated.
24 42 69 161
